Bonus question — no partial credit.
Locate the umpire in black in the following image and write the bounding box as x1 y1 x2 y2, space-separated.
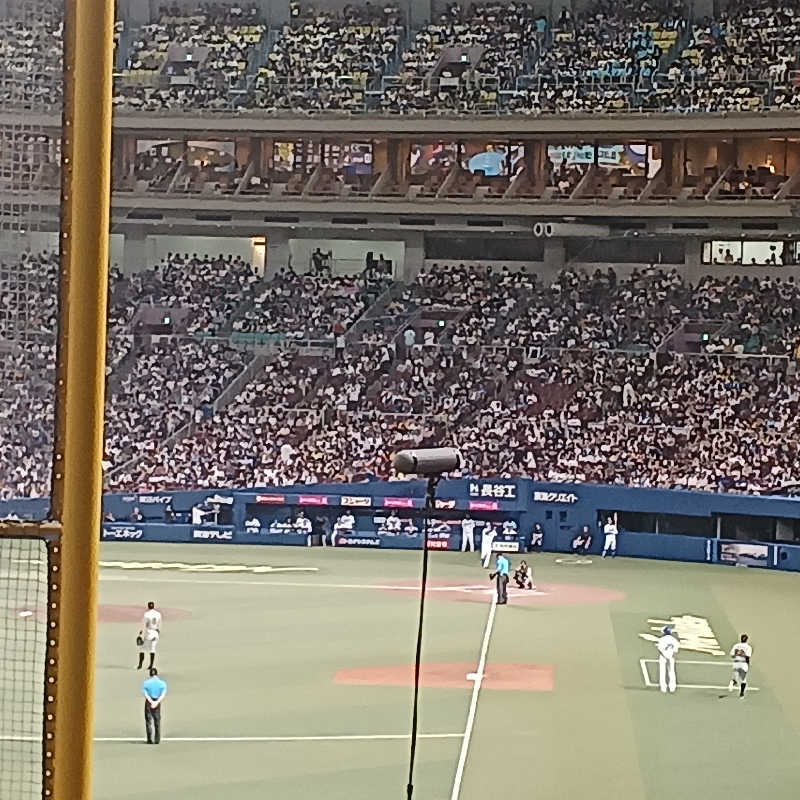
141 667 168 744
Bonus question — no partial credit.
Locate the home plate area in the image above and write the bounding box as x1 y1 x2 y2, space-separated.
335 662 554 691
381 580 624 607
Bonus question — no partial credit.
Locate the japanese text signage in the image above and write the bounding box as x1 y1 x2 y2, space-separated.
469 482 516 500
532 491 579 505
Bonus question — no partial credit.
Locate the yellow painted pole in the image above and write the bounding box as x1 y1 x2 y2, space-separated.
52 0 114 792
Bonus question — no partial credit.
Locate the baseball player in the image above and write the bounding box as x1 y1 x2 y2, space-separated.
383 510 402 535
137 601 162 671
656 625 680 693
461 514 476 552
513 559 534 590
480 523 498 568
601 514 618 558
728 634 753 697
294 511 313 546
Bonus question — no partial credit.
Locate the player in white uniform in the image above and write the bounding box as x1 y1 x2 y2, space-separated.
728 634 753 697
137 601 162 671
331 512 355 546
383 511 402 535
294 511 313 546
601 515 618 558
656 625 680 693
480 524 498 568
461 514 476 552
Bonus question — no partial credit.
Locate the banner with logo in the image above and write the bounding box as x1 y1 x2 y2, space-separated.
469 500 499 512
255 494 286 504
335 535 381 547
298 495 329 506
384 497 414 509
101 525 144 540
341 495 373 507
192 529 233 541
101 523 236 544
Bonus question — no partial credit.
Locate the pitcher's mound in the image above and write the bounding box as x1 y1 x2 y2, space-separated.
335 662 553 691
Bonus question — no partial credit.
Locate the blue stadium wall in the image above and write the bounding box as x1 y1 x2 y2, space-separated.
4 479 800 571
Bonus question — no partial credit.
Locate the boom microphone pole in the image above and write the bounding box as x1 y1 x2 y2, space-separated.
393 449 462 800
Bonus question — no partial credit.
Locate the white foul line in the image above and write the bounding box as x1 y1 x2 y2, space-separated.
638 659 760 692
450 594 498 800
0 733 462 744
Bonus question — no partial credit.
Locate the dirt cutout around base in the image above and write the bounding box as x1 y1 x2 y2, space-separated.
381 580 624 607
13 604 192 623
335 662 554 691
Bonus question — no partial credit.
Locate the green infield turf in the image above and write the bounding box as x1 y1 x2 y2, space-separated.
91 544 800 800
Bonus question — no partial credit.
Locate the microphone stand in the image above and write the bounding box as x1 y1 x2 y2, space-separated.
406 474 440 800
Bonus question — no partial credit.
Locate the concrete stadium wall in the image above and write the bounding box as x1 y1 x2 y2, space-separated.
27 231 125 269
289 237 405 276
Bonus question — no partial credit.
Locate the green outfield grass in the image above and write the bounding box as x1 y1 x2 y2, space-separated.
91 544 800 800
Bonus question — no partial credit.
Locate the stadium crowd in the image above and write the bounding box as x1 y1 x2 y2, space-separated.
6 0 800 113
42 259 790 497
245 4 404 113
114 3 265 112
378 1 542 113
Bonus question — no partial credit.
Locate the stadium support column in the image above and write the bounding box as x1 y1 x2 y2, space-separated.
543 237 565 276
52 0 114 797
660 139 684 195
266 229 289 278
123 228 148 275
401 231 424 281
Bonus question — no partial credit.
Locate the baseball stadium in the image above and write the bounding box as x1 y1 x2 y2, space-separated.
2 0 800 798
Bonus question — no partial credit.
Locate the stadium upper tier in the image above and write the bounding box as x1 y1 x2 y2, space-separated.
2 253 799 499
6 0 800 115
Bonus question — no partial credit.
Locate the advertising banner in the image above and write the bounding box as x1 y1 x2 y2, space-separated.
384 497 414 509
491 539 520 553
101 525 144 540
469 481 517 500
469 500 499 512
299 495 329 506
192 529 234 541
719 541 771 568
335 535 381 547
341 496 372 507
425 538 450 550
255 494 286 504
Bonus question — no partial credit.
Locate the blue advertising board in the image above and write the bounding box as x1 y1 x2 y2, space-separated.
0 477 795 572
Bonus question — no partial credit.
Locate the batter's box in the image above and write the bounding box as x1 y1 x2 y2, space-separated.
639 658 760 692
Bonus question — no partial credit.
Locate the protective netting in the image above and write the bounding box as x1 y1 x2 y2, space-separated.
0 0 62 501
0 536 49 800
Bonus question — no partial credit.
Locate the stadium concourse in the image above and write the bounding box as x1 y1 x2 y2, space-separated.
1 252 799 498
5 0 800 113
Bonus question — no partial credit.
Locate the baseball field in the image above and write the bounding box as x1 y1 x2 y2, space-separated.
91 543 800 800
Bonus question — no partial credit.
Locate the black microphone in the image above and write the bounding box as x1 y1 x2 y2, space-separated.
392 448 462 476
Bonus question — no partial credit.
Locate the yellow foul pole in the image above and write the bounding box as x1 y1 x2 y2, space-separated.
51 0 114 794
